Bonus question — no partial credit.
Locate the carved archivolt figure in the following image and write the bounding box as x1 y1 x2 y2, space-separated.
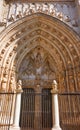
1 74 7 92
16 11 22 19
8 14 15 22
10 76 16 92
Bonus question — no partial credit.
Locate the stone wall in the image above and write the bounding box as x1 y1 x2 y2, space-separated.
0 0 80 35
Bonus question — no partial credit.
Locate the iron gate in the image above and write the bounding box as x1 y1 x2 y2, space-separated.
59 93 80 130
0 93 14 130
20 88 52 130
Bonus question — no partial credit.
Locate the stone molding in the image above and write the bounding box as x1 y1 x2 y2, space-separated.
0 14 79 92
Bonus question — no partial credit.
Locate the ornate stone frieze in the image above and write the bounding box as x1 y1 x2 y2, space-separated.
0 0 79 37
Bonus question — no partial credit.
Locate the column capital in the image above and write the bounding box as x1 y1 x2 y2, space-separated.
14 88 23 94
51 80 58 94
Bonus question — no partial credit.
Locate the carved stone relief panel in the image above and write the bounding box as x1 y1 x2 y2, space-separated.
18 46 57 88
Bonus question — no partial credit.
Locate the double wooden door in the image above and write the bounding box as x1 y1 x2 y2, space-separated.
20 88 52 130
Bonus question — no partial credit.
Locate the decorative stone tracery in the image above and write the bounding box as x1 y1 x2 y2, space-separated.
18 46 57 88
0 13 79 92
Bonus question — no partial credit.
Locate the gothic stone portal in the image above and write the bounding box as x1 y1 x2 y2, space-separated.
19 46 56 130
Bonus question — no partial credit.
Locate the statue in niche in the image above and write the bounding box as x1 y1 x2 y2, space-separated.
30 9 35 14
35 52 43 69
51 80 58 93
17 80 22 90
1 68 8 92
50 9 56 16
8 14 15 22
9 75 16 92
23 9 28 16
52 80 57 89
16 11 22 19
1 74 7 92
37 6 43 12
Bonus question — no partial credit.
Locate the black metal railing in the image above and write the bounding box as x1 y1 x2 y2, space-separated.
59 92 80 130
0 93 14 130
0 92 80 130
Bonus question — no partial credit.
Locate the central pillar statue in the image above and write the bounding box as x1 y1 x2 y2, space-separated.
51 80 62 130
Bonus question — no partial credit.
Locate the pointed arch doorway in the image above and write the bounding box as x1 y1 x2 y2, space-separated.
19 46 56 130
20 88 52 130
0 11 80 130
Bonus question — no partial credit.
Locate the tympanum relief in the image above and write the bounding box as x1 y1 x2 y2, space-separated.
18 46 57 88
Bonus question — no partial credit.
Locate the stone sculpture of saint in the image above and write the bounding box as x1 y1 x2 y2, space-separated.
17 80 22 90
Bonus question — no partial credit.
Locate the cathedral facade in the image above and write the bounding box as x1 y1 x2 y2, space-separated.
0 0 80 130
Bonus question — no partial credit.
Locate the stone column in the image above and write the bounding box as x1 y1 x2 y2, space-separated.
51 80 62 130
11 88 23 130
10 94 16 125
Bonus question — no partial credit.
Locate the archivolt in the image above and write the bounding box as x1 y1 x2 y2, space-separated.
0 13 80 91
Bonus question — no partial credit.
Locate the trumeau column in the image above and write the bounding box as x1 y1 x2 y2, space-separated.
51 80 62 130
34 85 42 130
